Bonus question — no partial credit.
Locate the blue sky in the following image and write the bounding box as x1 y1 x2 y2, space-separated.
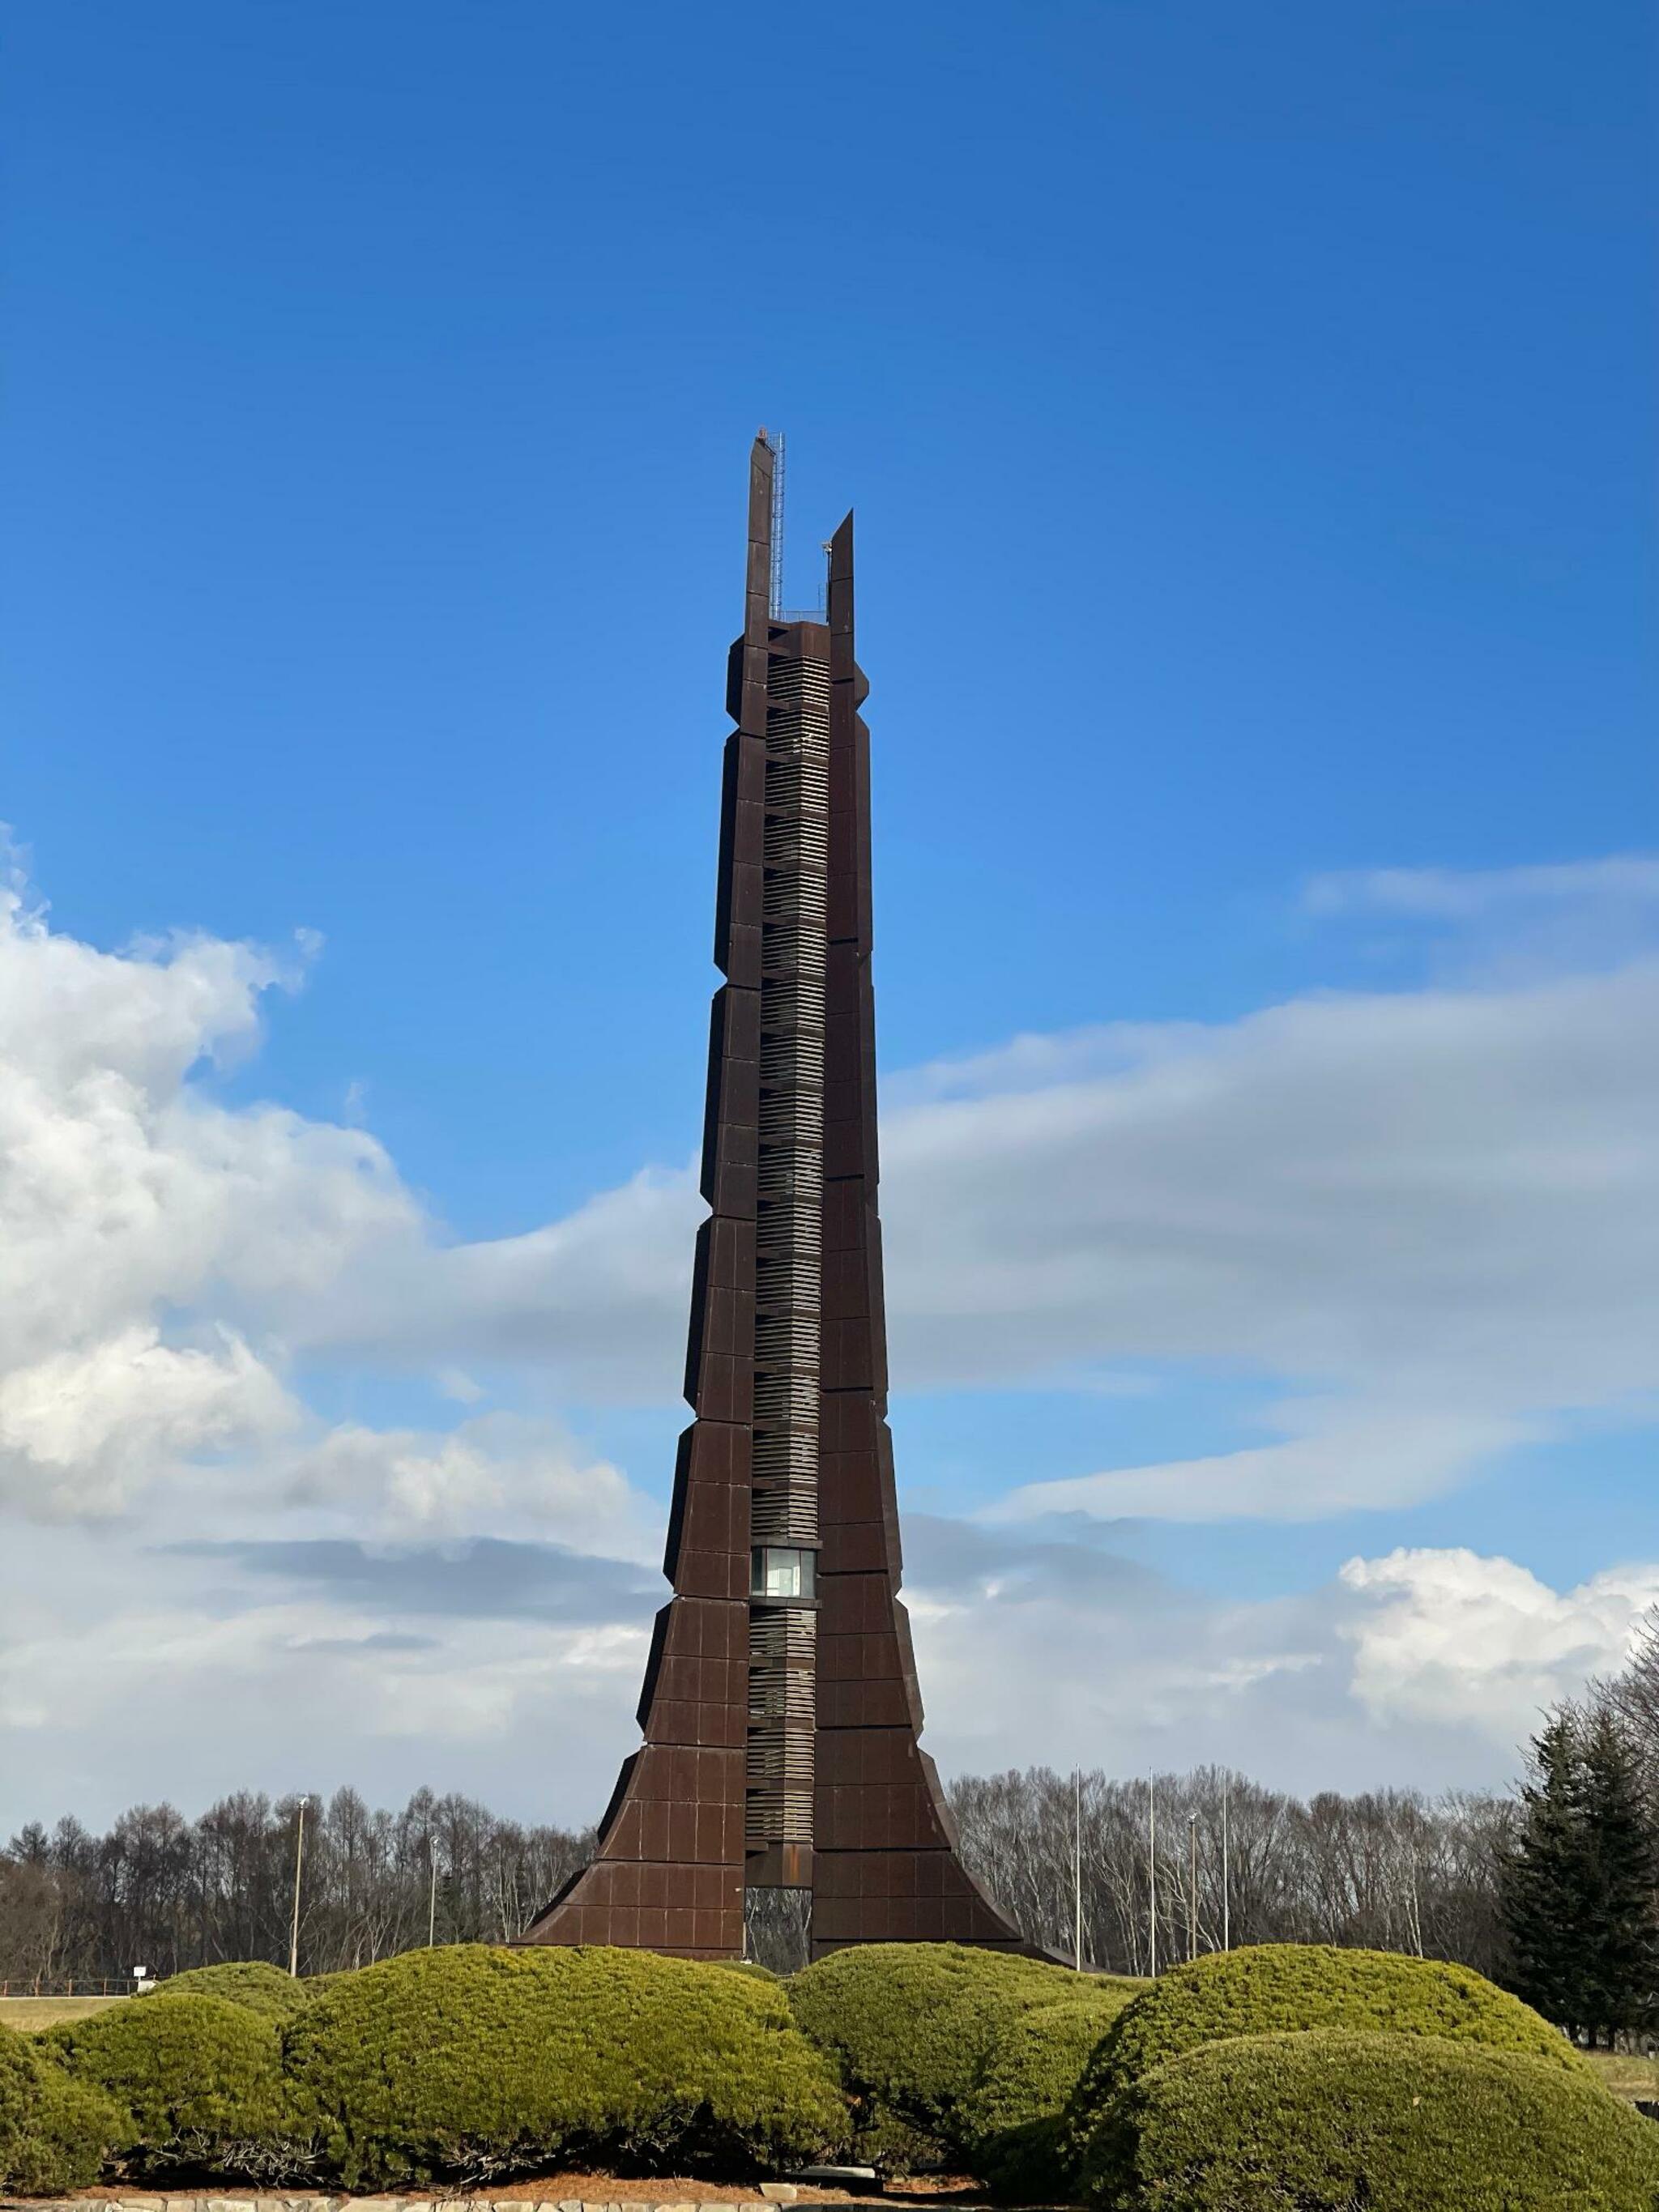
0 1 1654 1829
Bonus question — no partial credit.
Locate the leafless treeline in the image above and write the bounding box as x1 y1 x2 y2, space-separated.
1589 1610 1659 1794
947 1767 1514 1980
1 1767 1512 1985
0 1788 592 1984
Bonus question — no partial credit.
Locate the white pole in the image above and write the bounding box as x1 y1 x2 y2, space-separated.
1188 1811 1198 1961
1073 1769 1083 1973
428 1843 438 1946
1222 1773 1230 1953
1148 1772 1158 1977
288 1796 309 1978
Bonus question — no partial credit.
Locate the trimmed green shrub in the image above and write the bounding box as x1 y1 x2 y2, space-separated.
160 1959 308 2019
281 1942 847 2189
957 1988 1141 2201
1077 1943 1587 2117
43 1990 285 2178
0 2018 126 2195
788 1942 1115 2175
1077 2029 1659 2212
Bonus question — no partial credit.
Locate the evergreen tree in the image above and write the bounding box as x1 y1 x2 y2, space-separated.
1501 1713 1593 2035
1575 1709 1659 2037
1501 1709 1659 2044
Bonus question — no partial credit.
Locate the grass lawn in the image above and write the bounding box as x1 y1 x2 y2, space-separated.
0 1993 126 2030
1585 2049 1659 2102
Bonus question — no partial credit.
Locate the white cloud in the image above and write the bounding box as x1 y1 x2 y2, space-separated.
901 1532 1659 1799
989 1404 1531 1526
1339 1546 1659 1739
0 858 676 1583
0 1541 652 1821
284 1412 660 1561
1302 855 1659 982
1 1496 1652 1822
898 1525 1334 1784
1304 855 1659 920
6 844 1659 1540
292 1167 698 1392
885 962 1659 1399
0 863 288 1092
10 1513 1630 1827
897 958 1659 1521
0 872 416 1390
2 839 1658 1821
0 1326 295 1519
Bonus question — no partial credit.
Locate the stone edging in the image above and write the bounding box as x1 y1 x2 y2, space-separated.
9 2197 859 2212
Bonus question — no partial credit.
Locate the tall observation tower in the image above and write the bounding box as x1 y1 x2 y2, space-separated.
521 437 1026 1959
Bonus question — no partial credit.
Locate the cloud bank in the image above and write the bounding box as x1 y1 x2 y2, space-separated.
1 846 1656 1825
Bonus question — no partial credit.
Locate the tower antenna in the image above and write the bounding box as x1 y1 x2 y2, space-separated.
769 432 786 618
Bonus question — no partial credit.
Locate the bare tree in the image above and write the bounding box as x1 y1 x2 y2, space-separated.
2 1767 1512 1983
2 1788 594 1983
946 1766 1508 1977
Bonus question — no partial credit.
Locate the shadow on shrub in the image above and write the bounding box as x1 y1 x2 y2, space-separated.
957 1990 1140 2202
41 1993 283 2180
1077 2028 1659 2212
789 1943 1136 2181
282 1943 847 2189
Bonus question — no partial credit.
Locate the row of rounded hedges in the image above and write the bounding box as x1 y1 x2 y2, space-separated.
28 1938 1641 2205
787 1941 1143 2191
35 1946 847 2191
0 2020 126 2196
1080 2029 1659 2212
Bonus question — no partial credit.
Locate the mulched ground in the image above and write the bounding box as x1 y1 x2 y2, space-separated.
58 2182 996 2208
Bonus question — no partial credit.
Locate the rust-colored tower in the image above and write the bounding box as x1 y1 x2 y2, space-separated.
520 437 1026 1959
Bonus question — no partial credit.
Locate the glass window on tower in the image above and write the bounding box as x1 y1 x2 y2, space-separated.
750 1546 816 1602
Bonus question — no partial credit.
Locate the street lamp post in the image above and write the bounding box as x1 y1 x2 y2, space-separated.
288 1796 309 1978
1188 1811 1199 1962
1222 1772 1231 1952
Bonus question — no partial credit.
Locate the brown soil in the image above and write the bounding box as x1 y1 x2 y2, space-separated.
442 2183 991 2205
445 2179 987 2206
54 2180 991 2206
478 2184 821 2205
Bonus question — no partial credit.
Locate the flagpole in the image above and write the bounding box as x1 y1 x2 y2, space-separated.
1148 1772 1158 1977
1073 1769 1083 1972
